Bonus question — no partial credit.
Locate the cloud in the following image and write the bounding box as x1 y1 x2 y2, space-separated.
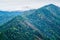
0 0 60 11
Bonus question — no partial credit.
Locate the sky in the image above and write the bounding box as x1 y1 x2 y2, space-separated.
0 0 60 11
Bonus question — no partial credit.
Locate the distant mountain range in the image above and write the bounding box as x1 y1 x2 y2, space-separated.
0 11 22 26
0 4 60 40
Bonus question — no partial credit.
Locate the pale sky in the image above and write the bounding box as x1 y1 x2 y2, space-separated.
0 0 60 11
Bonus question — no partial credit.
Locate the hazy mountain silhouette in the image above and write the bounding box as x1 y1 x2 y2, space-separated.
0 11 22 26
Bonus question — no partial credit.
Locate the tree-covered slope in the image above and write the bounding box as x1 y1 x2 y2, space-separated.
0 16 42 40
0 4 60 40
25 4 60 40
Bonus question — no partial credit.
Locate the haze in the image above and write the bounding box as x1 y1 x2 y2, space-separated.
0 0 60 11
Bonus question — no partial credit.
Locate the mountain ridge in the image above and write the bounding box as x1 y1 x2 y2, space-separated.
0 4 60 40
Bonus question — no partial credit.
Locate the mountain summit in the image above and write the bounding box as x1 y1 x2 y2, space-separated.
25 4 60 40
44 4 57 7
0 4 60 40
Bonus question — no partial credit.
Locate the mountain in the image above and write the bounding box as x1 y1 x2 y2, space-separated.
0 4 60 40
25 4 60 40
0 11 22 26
0 16 42 40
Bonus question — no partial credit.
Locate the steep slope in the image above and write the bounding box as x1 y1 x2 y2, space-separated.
0 16 43 40
24 4 60 40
